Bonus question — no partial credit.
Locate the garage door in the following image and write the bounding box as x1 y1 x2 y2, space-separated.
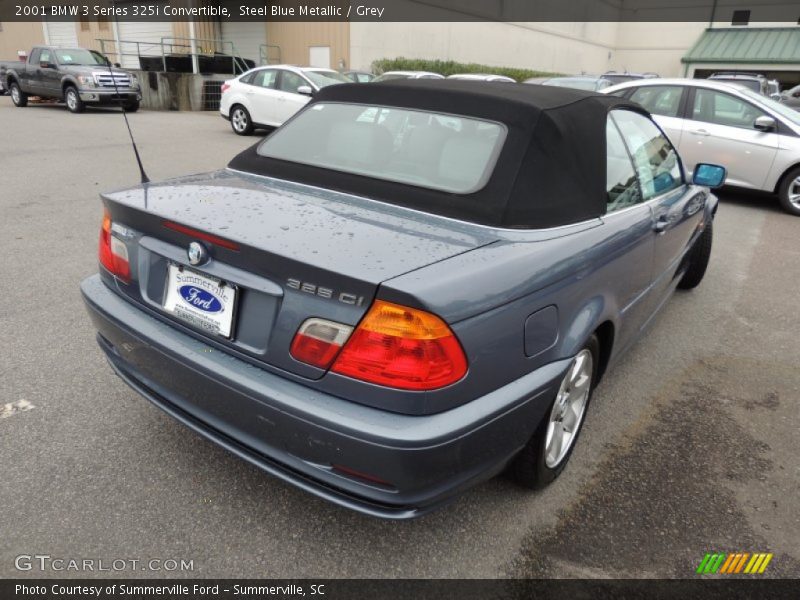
220 22 266 65
117 22 173 69
45 22 78 47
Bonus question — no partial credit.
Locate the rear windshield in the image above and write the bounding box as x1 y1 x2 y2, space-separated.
257 102 507 194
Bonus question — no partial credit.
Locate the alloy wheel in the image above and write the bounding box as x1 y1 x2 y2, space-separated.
232 109 247 133
67 90 77 111
11 85 19 104
544 349 593 468
789 177 800 210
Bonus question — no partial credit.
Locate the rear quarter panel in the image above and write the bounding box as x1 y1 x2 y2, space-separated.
374 207 662 414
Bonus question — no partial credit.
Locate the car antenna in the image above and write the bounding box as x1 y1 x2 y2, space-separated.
107 0 149 184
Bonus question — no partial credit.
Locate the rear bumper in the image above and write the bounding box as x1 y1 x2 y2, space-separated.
81 274 567 518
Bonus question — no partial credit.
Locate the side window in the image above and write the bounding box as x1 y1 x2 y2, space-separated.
278 71 306 93
606 118 642 212
691 88 766 129
29 48 40 64
629 85 683 118
251 69 277 89
611 109 684 201
39 49 52 64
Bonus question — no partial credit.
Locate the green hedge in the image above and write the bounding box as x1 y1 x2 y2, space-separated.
371 58 561 82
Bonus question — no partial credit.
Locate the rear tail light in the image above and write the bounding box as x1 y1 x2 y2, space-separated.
290 318 354 369
221 82 231 94
98 209 130 282
331 300 467 391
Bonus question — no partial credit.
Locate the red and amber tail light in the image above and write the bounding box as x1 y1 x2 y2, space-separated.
98 209 131 282
291 300 467 391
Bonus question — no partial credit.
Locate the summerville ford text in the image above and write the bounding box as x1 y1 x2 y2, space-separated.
15 584 323 597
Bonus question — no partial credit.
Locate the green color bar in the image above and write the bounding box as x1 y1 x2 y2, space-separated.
711 554 727 573
697 554 712 574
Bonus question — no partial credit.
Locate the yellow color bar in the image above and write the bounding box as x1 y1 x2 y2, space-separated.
744 554 761 574
758 554 773 574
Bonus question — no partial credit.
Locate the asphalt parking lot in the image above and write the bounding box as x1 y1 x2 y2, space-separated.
1 98 798 579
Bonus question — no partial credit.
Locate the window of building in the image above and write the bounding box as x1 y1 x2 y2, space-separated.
732 10 750 26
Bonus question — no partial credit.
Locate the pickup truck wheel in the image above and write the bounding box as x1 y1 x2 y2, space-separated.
777 166 800 217
230 105 253 135
510 335 599 489
65 86 85 113
10 82 28 107
123 100 140 113
678 221 713 290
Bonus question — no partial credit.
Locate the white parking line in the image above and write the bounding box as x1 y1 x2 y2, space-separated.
0 400 36 419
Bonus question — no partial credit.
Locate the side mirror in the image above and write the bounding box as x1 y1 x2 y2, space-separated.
753 115 776 132
296 85 313 96
40 61 55 69
114 62 121 68
770 93 782 101
692 163 726 189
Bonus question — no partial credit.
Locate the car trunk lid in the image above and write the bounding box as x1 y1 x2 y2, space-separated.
100 169 498 379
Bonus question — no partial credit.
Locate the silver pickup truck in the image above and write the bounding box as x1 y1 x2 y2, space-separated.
3 46 141 113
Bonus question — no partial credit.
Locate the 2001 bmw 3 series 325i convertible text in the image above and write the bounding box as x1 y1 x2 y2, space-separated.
81 80 726 518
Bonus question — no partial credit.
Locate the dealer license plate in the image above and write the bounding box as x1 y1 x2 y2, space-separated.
163 264 237 338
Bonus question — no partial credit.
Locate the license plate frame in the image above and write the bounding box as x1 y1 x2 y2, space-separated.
163 264 237 339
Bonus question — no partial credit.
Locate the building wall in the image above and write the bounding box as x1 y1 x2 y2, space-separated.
266 22 349 69
612 22 708 77
350 21 620 74
0 22 45 59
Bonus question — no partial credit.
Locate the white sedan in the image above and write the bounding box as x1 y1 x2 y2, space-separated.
603 78 800 216
220 65 349 135
447 73 516 83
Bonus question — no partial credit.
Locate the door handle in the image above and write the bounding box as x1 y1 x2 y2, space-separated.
690 129 710 136
653 215 669 233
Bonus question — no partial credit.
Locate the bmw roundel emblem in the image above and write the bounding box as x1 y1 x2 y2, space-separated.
187 242 208 266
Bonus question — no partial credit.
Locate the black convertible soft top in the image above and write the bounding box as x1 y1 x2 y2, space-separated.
228 79 647 228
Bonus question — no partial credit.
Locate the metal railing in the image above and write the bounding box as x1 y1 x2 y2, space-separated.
96 37 252 75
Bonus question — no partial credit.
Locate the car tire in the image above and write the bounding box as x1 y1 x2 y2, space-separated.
123 100 140 113
777 166 800 217
230 105 253 135
510 335 599 489
678 221 713 290
9 82 28 107
65 86 85 113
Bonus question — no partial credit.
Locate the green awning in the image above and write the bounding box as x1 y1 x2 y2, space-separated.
682 27 800 65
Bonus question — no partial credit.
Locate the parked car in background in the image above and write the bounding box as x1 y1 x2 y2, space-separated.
523 76 552 85
604 78 800 215
446 73 516 82
780 83 800 110
707 72 774 98
303 67 352 84
220 65 348 135
540 76 614 92
343 70 375 83
82 80 725 517
4 46 141 113
372 71 445 82
602 71 659 84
